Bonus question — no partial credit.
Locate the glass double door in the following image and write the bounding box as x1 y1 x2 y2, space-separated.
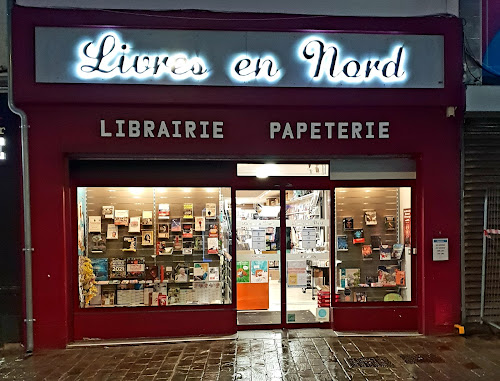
236 189 331 326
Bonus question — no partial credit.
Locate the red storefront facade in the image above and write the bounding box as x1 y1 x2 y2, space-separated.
12 6 463 349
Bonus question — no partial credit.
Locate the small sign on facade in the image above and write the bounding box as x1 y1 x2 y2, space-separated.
432 238 449 261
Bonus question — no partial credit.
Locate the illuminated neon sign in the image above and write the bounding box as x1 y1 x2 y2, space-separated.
35 27 444 88
299 37 406 84
77 32 209 81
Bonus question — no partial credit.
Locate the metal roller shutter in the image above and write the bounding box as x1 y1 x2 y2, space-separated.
463 118 500 323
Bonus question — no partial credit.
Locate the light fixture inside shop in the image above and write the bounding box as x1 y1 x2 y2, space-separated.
128 187 144 195
256 164 279 178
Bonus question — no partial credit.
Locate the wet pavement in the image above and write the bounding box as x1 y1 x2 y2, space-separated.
1 329 500 380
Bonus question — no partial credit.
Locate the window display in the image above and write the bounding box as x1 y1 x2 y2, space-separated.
77 187 232 308
334 187 412 303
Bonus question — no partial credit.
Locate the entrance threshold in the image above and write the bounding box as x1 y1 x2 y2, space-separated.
335 331 421 337
67 334 237 348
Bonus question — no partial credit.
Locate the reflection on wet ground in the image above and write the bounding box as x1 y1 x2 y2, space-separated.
1 329 499 380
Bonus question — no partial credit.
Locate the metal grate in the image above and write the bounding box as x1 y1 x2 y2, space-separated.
345 357 394 368
481 188 500 331
400 354 444 364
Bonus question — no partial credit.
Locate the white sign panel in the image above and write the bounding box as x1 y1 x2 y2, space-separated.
35 27 444 88
432 238 449 261
252 229 266 250
302 228 317 249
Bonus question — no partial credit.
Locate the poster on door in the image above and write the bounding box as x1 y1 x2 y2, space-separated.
252 229 266 250
251 260 269 283
403 208 411 247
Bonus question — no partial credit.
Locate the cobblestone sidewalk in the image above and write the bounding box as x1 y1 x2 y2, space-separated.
1 329 499 380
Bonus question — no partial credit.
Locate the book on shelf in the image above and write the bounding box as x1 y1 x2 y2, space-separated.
337 235 348 251
194 262 209 281
385 216 396 230
208 224 218 238
365 275 377 285
175 263 189 283
91 234 106 253
142 230 154 246
396 269 406 286
370 235 381 250
207 237 218 254
173 235 182 250
343 217 354 231
364 210 377 225
340 268 360 288
195 216 205 231
126 257 146 279
168 286 180 304
182 223 193 238
171 218 181 232
158 204 170 219
145 265 158 281
392 243 404 259
114 210 129 226
88 216 102 233
209 267 220 281
91 258 108 281
157 240 173 255
194 236 203 250
158 223 169 238
206 203 217 219
128 217 141 233
183 203 194 219
102 206 115 219
183 240 194 255
142 211 153 226
362 245 373 260
101 286 116 306
109 258 126 279
355 292 367 302
353 229 365 244
122 236 137 251
377 265 398 286
380 245 392 260
163 266 174 282
106 224 118 240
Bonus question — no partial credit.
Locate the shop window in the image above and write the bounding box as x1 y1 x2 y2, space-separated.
334 187 412 303
77 187 232 308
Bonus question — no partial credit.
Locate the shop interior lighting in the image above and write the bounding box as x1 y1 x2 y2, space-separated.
128 187 144 195
256 163 279 178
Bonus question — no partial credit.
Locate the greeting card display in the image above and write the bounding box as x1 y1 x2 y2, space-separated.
195 217 205 232
385 216 396 230
158 204 170 219
158 223 169 238
173 235 182 251
337 235 348 251
208 224 218 238
171 218 181 232
114 210 129 226
343 217 354 231
206 203 216 219
102 206 115 219
183 203 194 219
142 230 153 246
353 229 365 244
251 260 269 283
364 210 377 225
157 240 173 255
236 261 250 283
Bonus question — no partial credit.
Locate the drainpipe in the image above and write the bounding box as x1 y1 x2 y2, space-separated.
6 0 34 354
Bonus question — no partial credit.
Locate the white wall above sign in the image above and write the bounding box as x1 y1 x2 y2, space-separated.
35 27 444 88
